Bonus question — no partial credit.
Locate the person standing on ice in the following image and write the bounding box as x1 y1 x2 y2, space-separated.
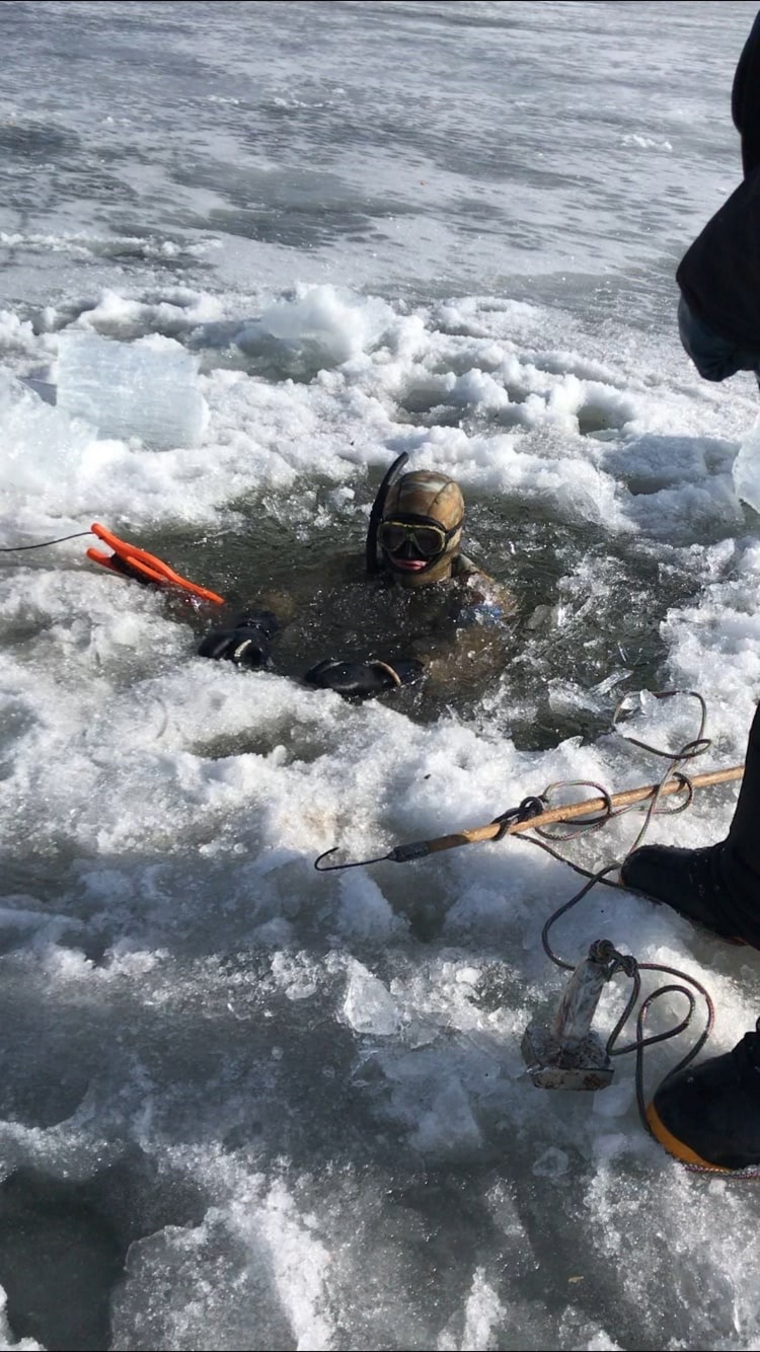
90 455 517 705
622 705 760 1172
620 10 760 1173
674 8 760 385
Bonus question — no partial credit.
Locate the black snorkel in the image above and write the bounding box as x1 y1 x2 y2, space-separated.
365 451 409 575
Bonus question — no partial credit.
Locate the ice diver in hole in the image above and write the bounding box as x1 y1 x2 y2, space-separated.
88 453 518 705
88 454 760 1174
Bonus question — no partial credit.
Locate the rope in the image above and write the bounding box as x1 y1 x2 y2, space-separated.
0 530 93 552
490 794 545 840
514 689 722 1153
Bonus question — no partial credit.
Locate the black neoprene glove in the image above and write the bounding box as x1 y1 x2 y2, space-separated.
197 610 278 670
304 657 423 701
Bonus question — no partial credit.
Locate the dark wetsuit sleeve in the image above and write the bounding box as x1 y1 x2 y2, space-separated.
732 10 760 177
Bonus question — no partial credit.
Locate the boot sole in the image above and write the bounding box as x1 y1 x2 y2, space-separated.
645 1099 731 1172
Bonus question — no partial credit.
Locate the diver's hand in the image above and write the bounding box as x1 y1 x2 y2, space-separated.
304 657 423 701
198 610 278 669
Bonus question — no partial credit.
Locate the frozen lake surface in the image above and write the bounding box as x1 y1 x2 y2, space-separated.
2 3 760 1349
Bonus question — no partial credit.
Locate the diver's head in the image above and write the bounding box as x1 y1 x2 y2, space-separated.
378 470 464 588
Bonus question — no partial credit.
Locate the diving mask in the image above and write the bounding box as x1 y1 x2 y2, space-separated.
378 515 463 561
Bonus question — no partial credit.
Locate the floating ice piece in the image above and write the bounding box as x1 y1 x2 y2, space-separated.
732 415 760 515
589 668 633 697
342 960 399 1036
532 1146 570 1178
0 369 93 499
56 331 207 450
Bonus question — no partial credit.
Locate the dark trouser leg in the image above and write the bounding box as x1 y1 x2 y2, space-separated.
621 704 760 946
677 294 760 383
728 702 760 850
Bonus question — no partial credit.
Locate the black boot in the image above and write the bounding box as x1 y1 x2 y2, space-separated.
620 703 760 947
647 1021 760 1171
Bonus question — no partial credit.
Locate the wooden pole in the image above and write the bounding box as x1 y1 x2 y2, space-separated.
391 764 744 861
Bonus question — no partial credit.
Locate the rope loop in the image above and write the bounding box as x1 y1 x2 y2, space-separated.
536 780 614 841
490 794 546 841
652 770 695 815
612 688 709 763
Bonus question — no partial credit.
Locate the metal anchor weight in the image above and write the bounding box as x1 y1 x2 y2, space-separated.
522 941 618 1091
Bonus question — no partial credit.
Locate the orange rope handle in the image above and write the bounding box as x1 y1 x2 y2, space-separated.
89 522 226 606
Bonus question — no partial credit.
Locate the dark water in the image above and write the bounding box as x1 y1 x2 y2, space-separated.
119 459 730 752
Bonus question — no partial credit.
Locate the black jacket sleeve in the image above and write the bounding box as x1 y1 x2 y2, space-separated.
732 9 760 176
